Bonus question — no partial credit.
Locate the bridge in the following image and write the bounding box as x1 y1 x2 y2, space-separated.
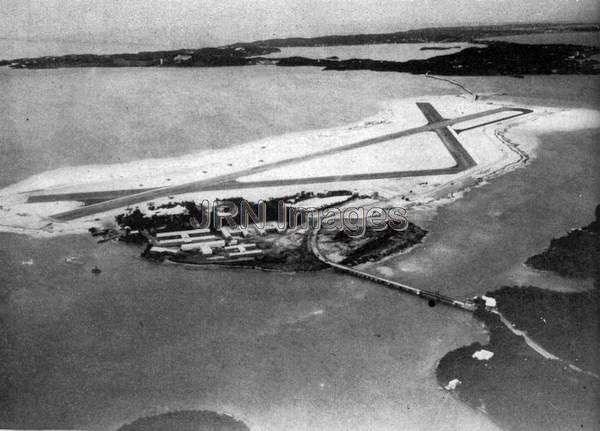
308 227 477 312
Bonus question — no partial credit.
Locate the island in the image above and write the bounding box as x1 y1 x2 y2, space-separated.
0 45 280 68
246 23 599 47
117 410 249 431
91 191 428 272
2 23 599 76
276 41 599 75
436 205 600 431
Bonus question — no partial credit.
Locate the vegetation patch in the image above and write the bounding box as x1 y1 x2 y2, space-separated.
117 410 249 431
437 205 600 430
436 307 599 431
526 205 600 279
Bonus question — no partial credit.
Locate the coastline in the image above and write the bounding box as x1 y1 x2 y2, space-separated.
431 167 600 429
0 229 496 430
1 17 599 430
3 95 594 239
436 287 599 431
1 89 598 429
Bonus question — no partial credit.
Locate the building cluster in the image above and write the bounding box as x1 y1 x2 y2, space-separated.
146 224 282 263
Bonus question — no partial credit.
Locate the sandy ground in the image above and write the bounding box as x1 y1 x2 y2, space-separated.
0 95 598 238
238 131 456 181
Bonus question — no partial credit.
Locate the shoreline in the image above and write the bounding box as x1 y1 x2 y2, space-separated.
435 207 600 430
436 288 600 430
1 94 577 239
2 22 599 430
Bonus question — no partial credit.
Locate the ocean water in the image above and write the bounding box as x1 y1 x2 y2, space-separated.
1 50 599 430
360 75 600 299
0 65 455 189
481 30 600 47
0 61 492 430
0 232 492 430
367 128 600 299
260 42 484 62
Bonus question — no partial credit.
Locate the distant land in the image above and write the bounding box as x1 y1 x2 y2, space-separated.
0 45 279 68
276 42 599 75
1 22 599 76
244 22 600 47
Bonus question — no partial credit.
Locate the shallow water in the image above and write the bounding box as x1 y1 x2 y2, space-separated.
365 127 600 299
260 42 484 62
1 63 496 430
0 232 492 430
0 66 456 189
1 60 598 430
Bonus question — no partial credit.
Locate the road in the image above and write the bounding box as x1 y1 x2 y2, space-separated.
48 103 532 221
494 310 600 379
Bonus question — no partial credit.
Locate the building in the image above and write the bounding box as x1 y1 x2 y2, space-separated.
148 246 180 255
222 243 263 259
152 228 228 255
154 228 213 247
220 226 250 238
180 239 226 252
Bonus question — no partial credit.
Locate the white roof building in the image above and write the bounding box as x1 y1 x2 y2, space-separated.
481 295 497 308
445 378 461 390
156 228 211 238
180 239 226 251
472 349 494 361
149 246 179 255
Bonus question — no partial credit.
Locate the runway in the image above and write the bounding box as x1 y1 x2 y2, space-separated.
47 103 531 221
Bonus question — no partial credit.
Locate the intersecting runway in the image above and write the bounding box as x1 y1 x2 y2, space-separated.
45 103 531 221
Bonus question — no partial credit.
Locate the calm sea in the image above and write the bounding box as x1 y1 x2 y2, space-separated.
259 42 484 62
1 40 598 430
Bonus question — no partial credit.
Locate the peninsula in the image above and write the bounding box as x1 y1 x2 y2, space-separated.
436 205 600 431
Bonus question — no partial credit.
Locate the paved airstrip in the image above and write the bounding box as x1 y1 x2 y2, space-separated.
42 102 531 221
